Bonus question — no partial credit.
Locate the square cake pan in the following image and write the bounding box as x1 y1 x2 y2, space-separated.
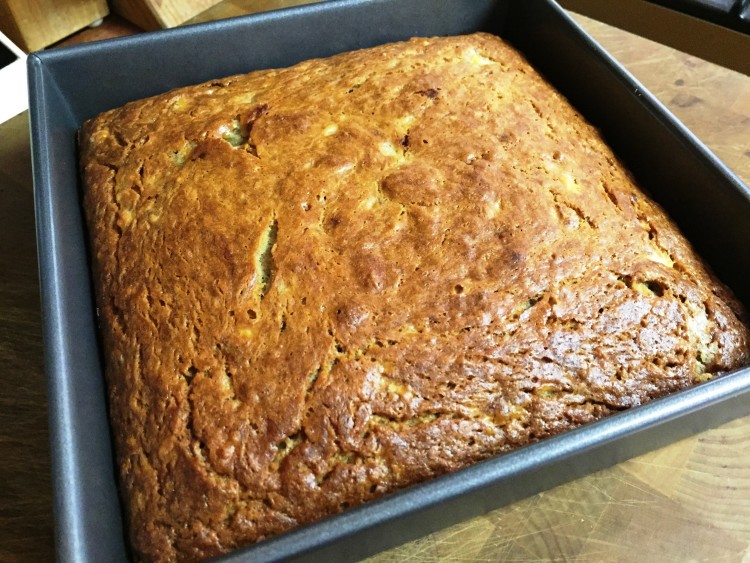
29 0 750 560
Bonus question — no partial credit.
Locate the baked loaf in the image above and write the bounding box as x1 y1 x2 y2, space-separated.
79 33 750 561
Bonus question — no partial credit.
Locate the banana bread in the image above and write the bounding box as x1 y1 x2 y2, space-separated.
79 33 750 561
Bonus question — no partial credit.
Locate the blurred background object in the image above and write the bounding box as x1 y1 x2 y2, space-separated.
0 0 108 52
108 0 223 31
646 0 750 34
0 29 26 123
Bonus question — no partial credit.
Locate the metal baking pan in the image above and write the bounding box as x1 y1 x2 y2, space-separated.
28 0 750 560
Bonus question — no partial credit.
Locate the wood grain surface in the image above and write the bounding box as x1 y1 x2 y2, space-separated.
0 4 748 561
559 0 750 75
0 0 108 52
0 112 53 562
109 0 223 30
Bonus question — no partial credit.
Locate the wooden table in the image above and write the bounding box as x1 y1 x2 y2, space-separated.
1 4 749 561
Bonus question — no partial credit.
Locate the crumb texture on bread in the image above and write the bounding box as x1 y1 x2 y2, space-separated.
79 33 750 561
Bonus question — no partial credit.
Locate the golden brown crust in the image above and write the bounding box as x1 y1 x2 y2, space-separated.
79 33 750 561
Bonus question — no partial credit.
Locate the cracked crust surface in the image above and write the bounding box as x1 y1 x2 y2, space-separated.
79 33 750 561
